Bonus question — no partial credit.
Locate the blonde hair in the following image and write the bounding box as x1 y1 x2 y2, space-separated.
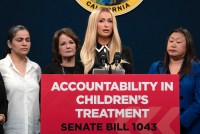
80 7 122 74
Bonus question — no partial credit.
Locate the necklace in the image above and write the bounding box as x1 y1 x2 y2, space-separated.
61 64 65 74
61 64 75 74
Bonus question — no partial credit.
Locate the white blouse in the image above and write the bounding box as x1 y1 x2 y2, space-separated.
0 55 41 134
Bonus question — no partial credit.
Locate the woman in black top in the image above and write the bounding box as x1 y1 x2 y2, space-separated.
43 28 83 74
0 73 8 134
80 7 133 74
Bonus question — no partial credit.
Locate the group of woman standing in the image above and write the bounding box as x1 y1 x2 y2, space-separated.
0 7 199 134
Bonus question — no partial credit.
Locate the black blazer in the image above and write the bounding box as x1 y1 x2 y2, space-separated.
0 73 8 134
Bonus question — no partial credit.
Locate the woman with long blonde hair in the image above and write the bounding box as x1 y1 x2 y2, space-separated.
80 7 133 74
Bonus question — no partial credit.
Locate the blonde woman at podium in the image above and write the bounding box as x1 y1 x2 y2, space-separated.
80 7 133 74
43 28 84 74
148 27 200 134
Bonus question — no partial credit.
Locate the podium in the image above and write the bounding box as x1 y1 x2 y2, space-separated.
92 68 125 74
41 74 180 134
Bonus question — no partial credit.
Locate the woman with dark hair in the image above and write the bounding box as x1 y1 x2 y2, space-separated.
0 73 8 134
149 27 200 134
43 28 83 74
0 25 41 134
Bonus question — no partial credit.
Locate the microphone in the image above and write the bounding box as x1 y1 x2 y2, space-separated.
99 51 107 66
113 52 121 66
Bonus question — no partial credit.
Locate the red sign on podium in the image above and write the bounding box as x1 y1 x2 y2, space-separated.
41 74 180 134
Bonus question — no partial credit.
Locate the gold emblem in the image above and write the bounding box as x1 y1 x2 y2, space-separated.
76 0 143 16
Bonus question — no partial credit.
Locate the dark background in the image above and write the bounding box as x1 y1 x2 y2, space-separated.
0 0 199 73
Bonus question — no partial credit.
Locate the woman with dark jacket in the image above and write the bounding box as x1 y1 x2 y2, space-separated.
149 27 200 134
0 73 8 134
43 28 83 74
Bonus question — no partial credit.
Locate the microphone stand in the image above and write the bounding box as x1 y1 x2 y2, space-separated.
108 59 120 74
108 63 112 74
